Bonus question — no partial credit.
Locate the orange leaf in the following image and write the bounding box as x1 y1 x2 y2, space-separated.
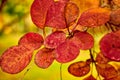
68 61 90 77
65 2 79 25
78 8 110 27
70 0 99 13
96 52 110 64
96 64 118 79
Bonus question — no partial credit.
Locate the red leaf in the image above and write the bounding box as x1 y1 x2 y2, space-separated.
44 31 66 49
18 32 44 50
1 45 33 74
56 39 80 63
35 48 55 69
68 61 90 77
78 8 110 27
100 31 120 61
70 30 94 50
30 0 54 29
45 1 67 29
65 2 79 25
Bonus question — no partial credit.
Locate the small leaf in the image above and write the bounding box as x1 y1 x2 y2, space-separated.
18 32 44 50
84 75 96 80
1 45 33 74
65 2 79 25
44 31 66 49
96 52 110 64
30 0 54 29
56 39 80 63
96 64 118 79
35 48 55 69
68 61 90 77
78 8 110 27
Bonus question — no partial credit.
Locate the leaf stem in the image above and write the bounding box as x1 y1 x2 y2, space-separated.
43 27 46 38
67 27 71 35
89 49 102 80
89 49 95 63
20 68 30 80
60 63 63 80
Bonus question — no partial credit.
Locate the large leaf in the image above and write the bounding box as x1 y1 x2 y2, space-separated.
18 32 44 50
96 64 118 79
68 61 90 77
70 30 94 50
70 0 99 13
1 45 33 74
78 8 110 27
100 31 120 61
35 48 55 69
30 0 54 29
64 2 79 25
56 39 80 63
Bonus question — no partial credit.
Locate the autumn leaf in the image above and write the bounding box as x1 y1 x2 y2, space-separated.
78 8 110 27
96 52 110 64
35 48 55 69
100 31 120 61
64 2 79 25
68 61 90 77
70 0 99 13
30 0 54 29
96 63 118 79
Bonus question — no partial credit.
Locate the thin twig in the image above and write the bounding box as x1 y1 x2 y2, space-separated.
20 68 30 80
43 27 46 38
60 63 63 80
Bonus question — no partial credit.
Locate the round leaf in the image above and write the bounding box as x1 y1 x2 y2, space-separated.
96 64 118 79
44 31 66 49
78 8 110 27
35 48 55 69
68 61 90 77
70 30 94 50
100 31 120 61
30 0 54 29
65 2 79 25
1 45 33 74
18 32 44 50
56 39 80 63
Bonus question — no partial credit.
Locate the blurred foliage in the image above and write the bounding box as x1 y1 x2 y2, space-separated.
0 0 39 53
